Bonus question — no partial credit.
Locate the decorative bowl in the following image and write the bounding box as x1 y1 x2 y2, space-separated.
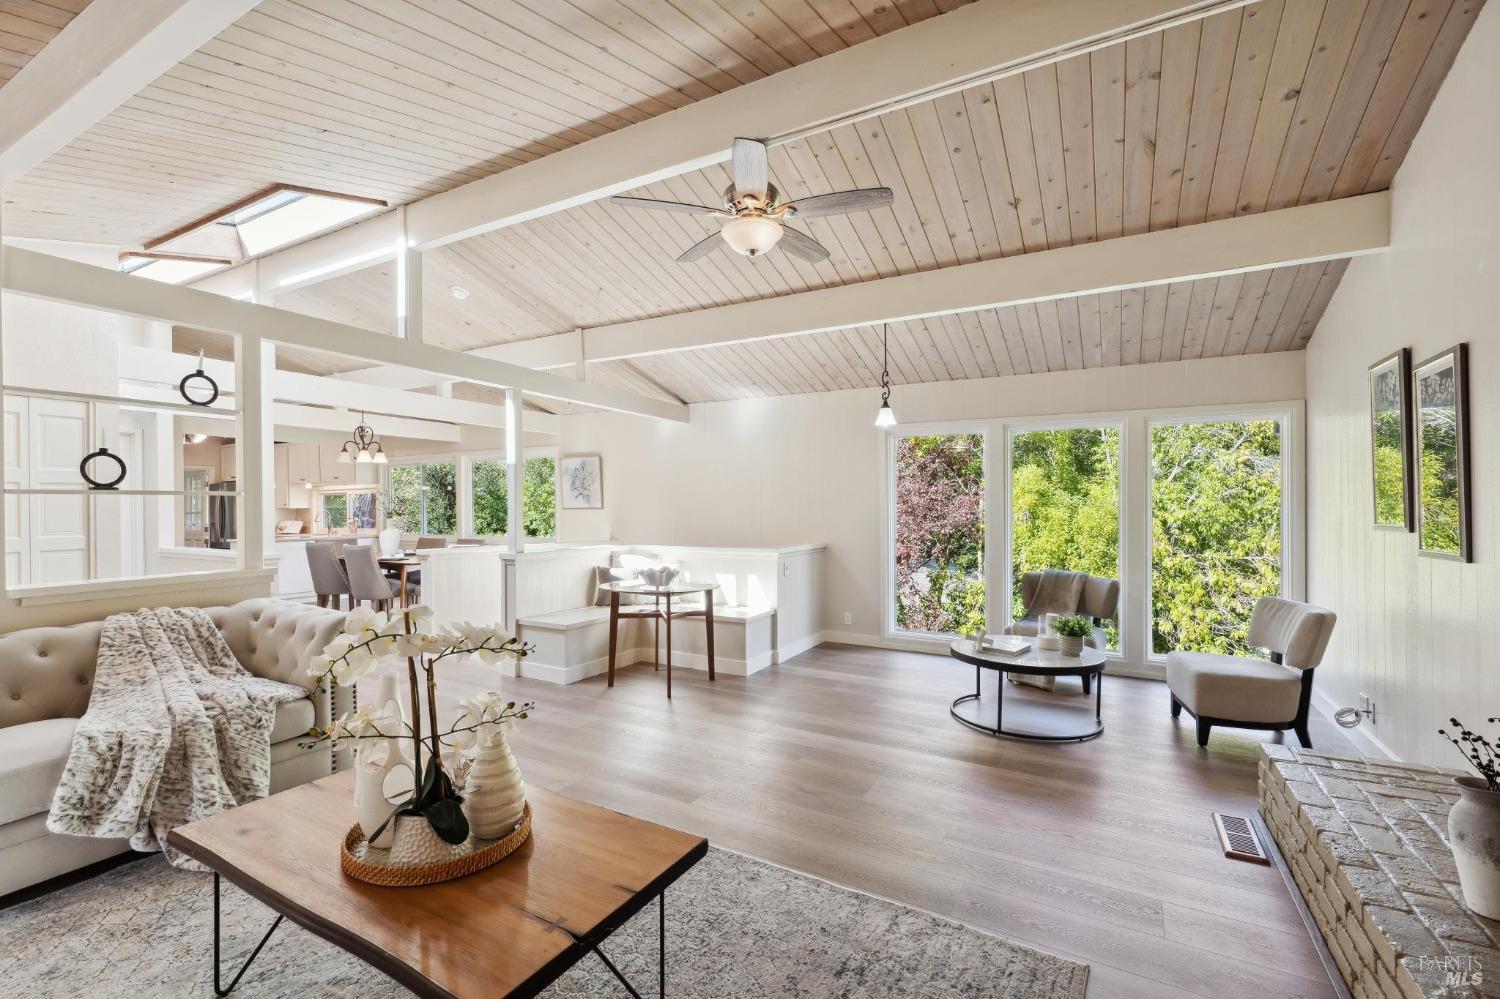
637 566 679 587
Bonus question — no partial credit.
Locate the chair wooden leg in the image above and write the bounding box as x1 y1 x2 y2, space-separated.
1170 695 1182 718
1196 718 1211 747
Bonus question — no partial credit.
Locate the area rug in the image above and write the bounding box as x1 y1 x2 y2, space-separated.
0 847 1087 998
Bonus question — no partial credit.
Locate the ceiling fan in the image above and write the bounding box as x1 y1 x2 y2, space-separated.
610 137 894 264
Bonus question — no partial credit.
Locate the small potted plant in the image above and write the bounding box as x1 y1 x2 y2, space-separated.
1440 718 1500 919
1052 615 1091 657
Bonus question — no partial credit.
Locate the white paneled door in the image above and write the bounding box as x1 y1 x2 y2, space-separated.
3 397 27 586
27 397 89 584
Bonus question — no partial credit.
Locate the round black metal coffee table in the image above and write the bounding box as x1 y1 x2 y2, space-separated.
948 639 1107 742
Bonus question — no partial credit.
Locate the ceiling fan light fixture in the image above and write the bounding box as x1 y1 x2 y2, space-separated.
721 215 782 257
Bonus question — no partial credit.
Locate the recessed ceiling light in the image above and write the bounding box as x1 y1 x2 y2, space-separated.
450 285 470 300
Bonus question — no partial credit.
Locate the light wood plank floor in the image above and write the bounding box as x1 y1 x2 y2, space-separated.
389 643 1357 999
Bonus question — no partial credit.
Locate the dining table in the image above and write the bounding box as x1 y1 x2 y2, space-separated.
597 579 722 698
333 546 423 607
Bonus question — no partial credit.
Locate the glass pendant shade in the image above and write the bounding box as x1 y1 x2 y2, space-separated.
336 448 353 464
720 216 782 257
356 448 372 463
373 450 388 464
874 402 897 428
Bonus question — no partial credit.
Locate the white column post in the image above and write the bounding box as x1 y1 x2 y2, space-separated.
505 388 523 554
983 420 1007 632
396 207 422 342
234 334 274 571
1120 414 1150 672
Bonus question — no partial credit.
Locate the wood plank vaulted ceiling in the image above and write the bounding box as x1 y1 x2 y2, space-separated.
3 0 1485 406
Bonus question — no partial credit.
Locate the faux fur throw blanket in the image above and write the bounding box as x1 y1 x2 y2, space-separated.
46 607 307 868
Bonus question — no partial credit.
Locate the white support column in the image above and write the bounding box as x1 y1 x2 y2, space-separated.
982 420 1007 632
234 335 274 571
396 208 422 342
505 389 523 555
1120 414 1150 673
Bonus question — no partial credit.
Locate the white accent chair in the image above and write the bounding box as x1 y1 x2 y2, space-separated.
1166 596 1336 749
1007 571 1119 693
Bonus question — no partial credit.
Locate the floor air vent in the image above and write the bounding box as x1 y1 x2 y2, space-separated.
1212 813 1269 864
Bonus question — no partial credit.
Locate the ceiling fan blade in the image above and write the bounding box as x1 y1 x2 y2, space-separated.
676 232 725 263
610 196 716 215
731 137 769 204
783 188 894 218
778 226 830 263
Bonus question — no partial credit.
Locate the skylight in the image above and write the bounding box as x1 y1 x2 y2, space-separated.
227 191 383 256
120 186 388 282
118 253 230 284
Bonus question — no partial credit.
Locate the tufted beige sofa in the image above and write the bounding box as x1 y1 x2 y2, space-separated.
0 598 350 898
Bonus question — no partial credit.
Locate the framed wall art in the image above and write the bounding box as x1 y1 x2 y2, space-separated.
1368 348 1414 531
559 455 603 509
1412 344 1472 561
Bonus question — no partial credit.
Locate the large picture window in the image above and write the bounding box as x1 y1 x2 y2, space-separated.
892 433 985 636
472 456 557 538
1010 426 1121 647
1150 418 1283 656
387 461 457 536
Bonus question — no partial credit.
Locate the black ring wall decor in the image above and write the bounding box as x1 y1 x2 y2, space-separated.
179 368 220 407
80 446 127 490
179 351 220 407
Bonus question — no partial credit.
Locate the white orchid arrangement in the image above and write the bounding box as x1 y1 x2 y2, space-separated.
304 604 534 845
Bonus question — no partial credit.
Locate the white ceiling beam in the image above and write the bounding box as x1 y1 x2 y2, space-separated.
1 247 687 422
473 193 1387 365
0 0 260 187
271 404 461 444
115 345 559 435
190 0 1247 299
403 0 1250 250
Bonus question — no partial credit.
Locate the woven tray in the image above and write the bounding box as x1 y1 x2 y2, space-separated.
340 801 532 887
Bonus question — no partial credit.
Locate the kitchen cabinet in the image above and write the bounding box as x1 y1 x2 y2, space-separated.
285 443 319 485
219 444 237 482
320 444 353 484
273 539 314 598
274 444 312 508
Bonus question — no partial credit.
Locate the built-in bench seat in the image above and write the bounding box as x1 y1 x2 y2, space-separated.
517 603 774 685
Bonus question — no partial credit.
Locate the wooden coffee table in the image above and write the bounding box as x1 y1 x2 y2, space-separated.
167 770 708 998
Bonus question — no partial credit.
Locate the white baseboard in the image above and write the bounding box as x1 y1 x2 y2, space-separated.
1312 688 1398 761
521 645 767 685
775 631 822 663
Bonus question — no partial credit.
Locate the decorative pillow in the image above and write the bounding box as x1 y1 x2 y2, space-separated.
592 565 651 606
612 552 658 575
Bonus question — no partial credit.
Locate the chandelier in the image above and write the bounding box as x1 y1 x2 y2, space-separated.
337 412 387 464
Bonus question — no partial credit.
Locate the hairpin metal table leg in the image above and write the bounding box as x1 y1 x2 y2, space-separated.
589 889 667 998
213 872 282 997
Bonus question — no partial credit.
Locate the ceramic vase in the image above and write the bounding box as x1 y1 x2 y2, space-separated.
1449 776 1500 919
353 673 412 849
379 525 402 557
387 815 466 866
464 724 526 839
1058 634 1084 657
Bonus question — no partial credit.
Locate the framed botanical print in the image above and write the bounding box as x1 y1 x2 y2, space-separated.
1412 344 1472 561
1368 348 1414 530
559 455 603 509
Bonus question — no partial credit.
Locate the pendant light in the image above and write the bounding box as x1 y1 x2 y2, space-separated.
337 412 387 464
874 323 897 428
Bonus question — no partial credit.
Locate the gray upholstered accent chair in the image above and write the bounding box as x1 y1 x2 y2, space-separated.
306 540 351 610
1166 596 1337 749
344 543 401 611
1006 570 1119 692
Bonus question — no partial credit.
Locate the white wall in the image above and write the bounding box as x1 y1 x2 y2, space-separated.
560 350 1306 652
1305 3 1498 767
